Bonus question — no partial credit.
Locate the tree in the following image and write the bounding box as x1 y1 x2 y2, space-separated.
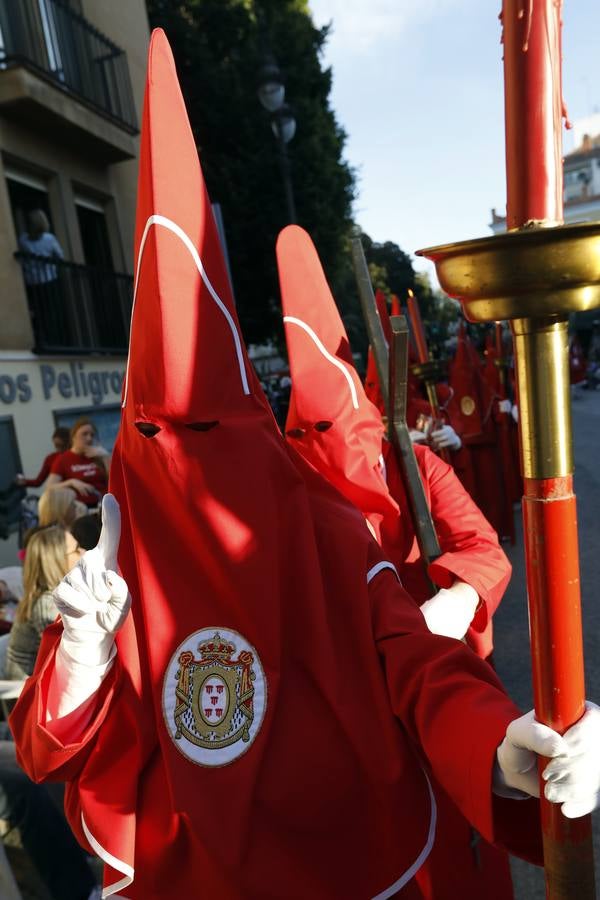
340 232 460 363
146 0 355 345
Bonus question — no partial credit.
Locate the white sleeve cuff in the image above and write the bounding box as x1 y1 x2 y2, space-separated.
492 757 531 800
46 639 116 728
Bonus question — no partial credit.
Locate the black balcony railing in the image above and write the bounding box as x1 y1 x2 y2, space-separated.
0 0 137 131
15 252 133 354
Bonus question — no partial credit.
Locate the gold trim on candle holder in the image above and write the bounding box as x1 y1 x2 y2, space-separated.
417 222 600 323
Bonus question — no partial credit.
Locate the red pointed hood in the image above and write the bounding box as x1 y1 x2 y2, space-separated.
277 225 398 541
97 31 348 892
449 322 484 437
122 30 268 425
363 346 385 414
375 289 391 344
483 333 501 395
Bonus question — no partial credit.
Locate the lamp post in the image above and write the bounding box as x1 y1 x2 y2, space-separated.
257 56 297 224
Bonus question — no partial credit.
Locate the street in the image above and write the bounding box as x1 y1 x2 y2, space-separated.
494 386 600 897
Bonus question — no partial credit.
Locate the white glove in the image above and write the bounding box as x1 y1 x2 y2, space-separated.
498 398 512 414
409 429 428 444
54 493 130 667
495 704 600 818
420 580 479 640
430 424 462 452
511 404 519 423
46 494 130 730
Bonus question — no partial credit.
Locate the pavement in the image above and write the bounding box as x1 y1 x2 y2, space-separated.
493 385 600 897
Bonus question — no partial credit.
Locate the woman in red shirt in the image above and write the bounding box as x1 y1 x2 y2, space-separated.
46 418 110 508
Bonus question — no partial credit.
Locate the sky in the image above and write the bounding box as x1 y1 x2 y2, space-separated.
307 1 600 283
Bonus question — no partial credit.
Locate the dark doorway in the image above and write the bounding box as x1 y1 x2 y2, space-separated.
75 199 126 349
75 203 113 270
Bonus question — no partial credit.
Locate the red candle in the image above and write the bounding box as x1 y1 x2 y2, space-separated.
502 0 564 227
406 290 428 363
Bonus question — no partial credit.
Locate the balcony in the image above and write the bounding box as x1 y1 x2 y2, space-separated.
15 251 133 354
0 0 138 162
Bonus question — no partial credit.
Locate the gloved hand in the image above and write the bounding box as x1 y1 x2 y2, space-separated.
54 493 130 667
495 704 600 818
498 398 512 414
409 429 428 444
420 580 479 640
430 424 462 452
511 404 519 423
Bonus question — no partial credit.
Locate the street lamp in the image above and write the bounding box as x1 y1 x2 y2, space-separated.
257 56 285 112
257 56 297 224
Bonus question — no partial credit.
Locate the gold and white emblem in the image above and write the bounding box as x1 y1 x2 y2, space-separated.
162 627 267 767
460 395 476 416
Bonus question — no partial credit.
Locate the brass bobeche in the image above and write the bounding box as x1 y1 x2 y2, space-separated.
417 221 600 479
417 221 600 322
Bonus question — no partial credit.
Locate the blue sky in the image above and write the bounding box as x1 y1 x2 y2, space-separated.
308 1 600 283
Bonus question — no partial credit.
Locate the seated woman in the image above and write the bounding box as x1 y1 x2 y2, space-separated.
38 486 85 530
0 525 99 900
45 418 110 509
5 526 83 680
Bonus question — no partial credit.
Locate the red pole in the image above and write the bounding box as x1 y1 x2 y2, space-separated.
503 2 595 895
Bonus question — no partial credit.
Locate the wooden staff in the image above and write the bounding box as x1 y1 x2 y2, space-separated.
388 315 441 566
351 238 440 566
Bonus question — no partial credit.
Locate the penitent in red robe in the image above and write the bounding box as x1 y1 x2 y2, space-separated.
277 226 511 662
277 225 515 898
11 31 538 900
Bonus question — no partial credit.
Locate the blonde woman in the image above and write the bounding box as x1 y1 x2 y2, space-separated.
5 526 83 679
38 486 85 529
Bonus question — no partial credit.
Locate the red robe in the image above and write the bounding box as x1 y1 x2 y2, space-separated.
11 32 539 900
449 327 514 540
278 227 510 662
11 486 540 899
278 225 515 898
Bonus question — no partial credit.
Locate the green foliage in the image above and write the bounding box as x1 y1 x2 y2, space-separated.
338 232 460 365
360 232 414 299
146 0 355 344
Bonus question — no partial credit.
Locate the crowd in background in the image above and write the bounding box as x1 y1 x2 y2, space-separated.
0 417 108 899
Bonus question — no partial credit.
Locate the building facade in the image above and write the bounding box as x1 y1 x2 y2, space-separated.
0 0 150 562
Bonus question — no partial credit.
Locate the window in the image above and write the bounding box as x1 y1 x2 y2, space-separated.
0 417 21 492
0 417 23 538
53 405 122 453
74 195 114 270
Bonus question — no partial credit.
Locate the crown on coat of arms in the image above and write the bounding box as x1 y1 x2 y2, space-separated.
197 632 236 661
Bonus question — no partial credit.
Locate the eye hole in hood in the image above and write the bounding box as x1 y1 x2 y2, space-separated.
314 420 333 432
186 421 219 432
135 421 161 438
286 427 306 439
